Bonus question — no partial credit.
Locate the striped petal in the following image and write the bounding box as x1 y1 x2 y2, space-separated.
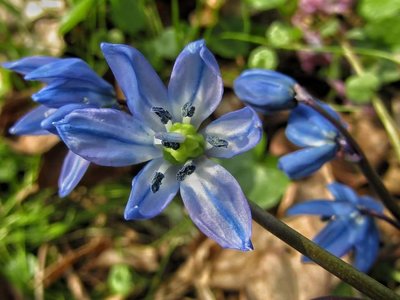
180 158 253 251
58 151 90 197
278 144 338 179
203 107 262 158
2 56 61 75
124 158 179 220
55 108 161 166
101 42 169 131
168 40 223 128
9 105 55 135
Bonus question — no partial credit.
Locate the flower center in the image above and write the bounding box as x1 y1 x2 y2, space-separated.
163 122 205 164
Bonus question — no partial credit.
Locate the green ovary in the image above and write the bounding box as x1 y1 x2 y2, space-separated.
163 122 205 164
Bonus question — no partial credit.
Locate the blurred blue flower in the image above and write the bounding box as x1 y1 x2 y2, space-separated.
287 182 382 272
278 102 343 179
233 69 297 113
3 57 117 197
55 40 262 250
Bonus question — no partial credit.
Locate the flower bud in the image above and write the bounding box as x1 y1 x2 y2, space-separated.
233 69 297 113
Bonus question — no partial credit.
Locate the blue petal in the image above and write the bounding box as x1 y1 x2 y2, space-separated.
9 105 55 135
101 42 169 131
233 69 297 113
303 218 354 263
287 200 355 217
124 158 179 220
286 104 339 147
180 158 253 251
2 56 61 75
202 107 262 158
168 40 223 128
55 108 162 166
353 220 380 272
327 182 359 205
32 81 115 108
58 151 90 197
41 104 89 134
278 144 338 179
25 58 113 92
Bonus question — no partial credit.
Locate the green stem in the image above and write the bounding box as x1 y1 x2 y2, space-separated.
341 40 400 163
249 201 400 300
220 32 400 64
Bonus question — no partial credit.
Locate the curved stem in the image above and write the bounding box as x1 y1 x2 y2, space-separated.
220 32 400 64
295 87 400 222
359 208 400 230
250 201 400 300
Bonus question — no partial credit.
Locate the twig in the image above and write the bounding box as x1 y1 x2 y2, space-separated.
249 201 400 300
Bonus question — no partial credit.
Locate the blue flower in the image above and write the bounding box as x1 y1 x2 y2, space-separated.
233 69 297 113
54 40 262 250
278 102 343 179
3 56 117 197
287 182 382 272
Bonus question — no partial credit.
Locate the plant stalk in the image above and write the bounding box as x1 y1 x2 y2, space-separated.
250 201 400 300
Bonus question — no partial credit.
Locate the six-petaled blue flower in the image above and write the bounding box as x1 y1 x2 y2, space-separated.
54 40 262 251
278 102 344 179
233 69 297 113
287 182 382 272
2 57 117 197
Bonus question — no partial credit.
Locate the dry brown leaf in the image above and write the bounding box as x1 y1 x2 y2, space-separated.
93 245 159 272
156 217 338 300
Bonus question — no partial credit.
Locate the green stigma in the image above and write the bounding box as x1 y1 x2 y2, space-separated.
163 122 205 164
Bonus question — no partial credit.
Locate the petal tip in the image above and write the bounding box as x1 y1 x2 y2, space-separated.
58 188 69 198
1 61 12 69
242 239 254 251
100 42 113 51
8 126 17 135
186 39 205 53
124 205 145 220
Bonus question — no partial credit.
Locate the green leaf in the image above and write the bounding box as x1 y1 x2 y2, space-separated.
266 21 301 47
59 0 95 35
150 27 181 60
364 16 400 49
110 0 146 35
219 142 289 209
209 18 250 58
245 0 286 11
248 46 278 69
108 264 133 296
345 73 380 103
319 19 340 37
358 0 400 21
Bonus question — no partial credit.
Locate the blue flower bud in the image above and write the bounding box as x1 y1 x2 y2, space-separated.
233 69 297 113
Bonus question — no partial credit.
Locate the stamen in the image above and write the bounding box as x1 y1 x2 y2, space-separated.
165 120 172 131
151 172 165 193
182 102 195 118
176 163 196 181
152 107 172 124
162 141 180 150
155 132 186 143
207 136 229 148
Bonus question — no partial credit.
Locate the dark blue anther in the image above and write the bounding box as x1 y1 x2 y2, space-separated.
207 136 229 148
176 163 196 181
162 141 180 150
151 172 165 193
152 107 172 124
182 102 195 118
